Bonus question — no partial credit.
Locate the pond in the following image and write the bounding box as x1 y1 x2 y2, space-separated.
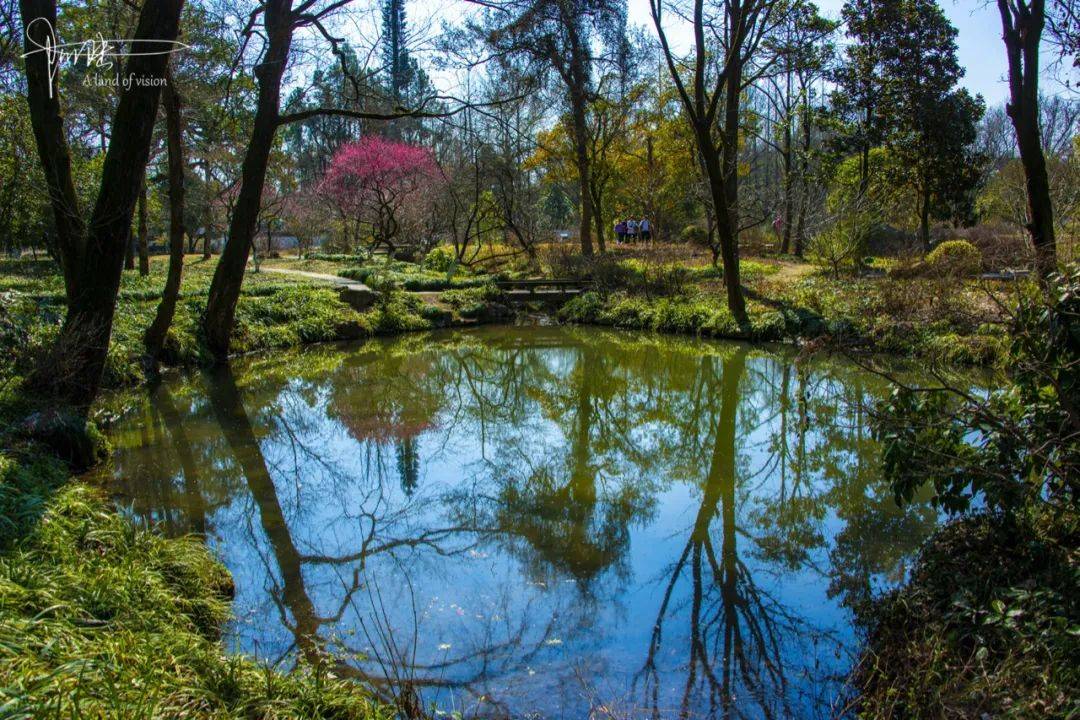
103 325 944 719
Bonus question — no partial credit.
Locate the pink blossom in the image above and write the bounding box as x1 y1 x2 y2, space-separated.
320 136 440 211
318 136 443 250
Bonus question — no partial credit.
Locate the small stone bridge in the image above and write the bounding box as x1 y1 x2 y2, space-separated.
493 279 593 304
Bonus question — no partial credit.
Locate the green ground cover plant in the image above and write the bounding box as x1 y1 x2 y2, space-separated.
0 447 389 719
337 255 515 291
555 261 1008 366
0 256 449 390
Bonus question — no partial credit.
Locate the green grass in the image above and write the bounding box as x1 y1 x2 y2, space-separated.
337 256 509 292
555 266 1010 366
0 257 438 389
0 256 317 302
0 449 389 718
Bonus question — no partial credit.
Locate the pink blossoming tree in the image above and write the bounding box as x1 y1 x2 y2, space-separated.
319 136 443 257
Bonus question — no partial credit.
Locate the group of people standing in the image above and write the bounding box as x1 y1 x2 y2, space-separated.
614 217 651 243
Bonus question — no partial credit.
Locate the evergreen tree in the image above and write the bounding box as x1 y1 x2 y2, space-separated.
877 0 984 247
382 0 411 103
282 46 366 185
834 0 984 247
832 0 893 194
379 0 434 141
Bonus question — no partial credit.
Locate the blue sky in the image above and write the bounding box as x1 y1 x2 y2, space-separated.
625 0 1046 106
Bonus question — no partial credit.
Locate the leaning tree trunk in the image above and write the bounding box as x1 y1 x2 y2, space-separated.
203 0 292 358
21 0 184 411
998 0 1056 277
145 68 186 362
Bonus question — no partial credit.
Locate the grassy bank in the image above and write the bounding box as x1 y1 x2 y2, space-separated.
0 440 390 718
851 508 1078 718
0 255 495 390
299 244 1011 366
557 271 1007 367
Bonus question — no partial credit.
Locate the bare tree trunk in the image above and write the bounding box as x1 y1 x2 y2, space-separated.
145 68 186 362
781 68 793 255
859 103 872 198
591 181 606 254
20 0 184 411
563 16 594 258
794 93 811 257
718 49 747 324
137 178 150 275
203 0 292 358
569 86 595 257
919 184 932 252
650 0 748 324
202 163 212 259
998 0 1056 277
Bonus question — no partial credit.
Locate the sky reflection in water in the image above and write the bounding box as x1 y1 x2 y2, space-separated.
106 325 942 719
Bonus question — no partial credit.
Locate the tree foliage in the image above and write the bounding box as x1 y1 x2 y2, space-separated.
319 136 443 257
834 0 985 248
877 265 1080 514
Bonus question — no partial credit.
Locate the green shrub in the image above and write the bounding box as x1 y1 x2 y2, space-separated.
808 216 872 276
680 225 709 247
925 239 982 278
341 263 492 292
557 291 604 323
363 291 431 334
854 510 1078 719
302 252 370 263
439 284 503 318
422 245 457 273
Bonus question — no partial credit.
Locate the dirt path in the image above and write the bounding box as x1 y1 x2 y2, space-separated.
768 260 816 283
259 265 455 309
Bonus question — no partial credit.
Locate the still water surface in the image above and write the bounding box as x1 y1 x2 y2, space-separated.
105 326 943 719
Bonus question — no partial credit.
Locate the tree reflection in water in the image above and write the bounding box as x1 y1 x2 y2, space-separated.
106 327 947 719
